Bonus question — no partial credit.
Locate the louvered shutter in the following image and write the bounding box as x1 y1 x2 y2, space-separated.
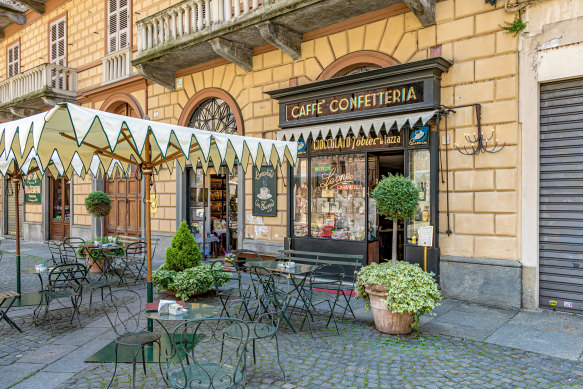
108 0 129 53
50 17 66 66
7 42 19 78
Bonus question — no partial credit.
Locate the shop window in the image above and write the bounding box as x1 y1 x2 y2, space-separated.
293 157 308 236
407 149 431 244
310 154 366 240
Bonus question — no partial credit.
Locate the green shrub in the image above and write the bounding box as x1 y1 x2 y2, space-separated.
355 261 441 329
77 236 124 259
153 263 230 301
165 221 202 272
84 191 112 217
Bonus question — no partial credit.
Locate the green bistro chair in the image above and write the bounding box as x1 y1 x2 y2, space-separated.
303 263 345 334
46 241 63 266
40 263 88 333
165 317 250 389
118 242 147 285
210 260 252 320
103 289 162 389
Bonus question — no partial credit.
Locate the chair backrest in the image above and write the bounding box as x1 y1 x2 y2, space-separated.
210 260 239 293
48 263 88 293
310 263 345 286
247 267 289 304
59 242 80 264
47 241 62 265
103 289 143 336
168 318 249 388
63 237 85 251
234 249 262 262
126 241 147 258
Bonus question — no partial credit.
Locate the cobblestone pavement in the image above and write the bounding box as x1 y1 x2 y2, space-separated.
2 244 583 388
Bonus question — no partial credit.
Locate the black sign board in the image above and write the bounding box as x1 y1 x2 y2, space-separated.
24 174 41 203
252 165 277 217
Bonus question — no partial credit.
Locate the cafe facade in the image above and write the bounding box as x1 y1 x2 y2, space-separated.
0 0 532 311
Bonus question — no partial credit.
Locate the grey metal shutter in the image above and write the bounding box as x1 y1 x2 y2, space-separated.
6 185 24 237
539 77 583 313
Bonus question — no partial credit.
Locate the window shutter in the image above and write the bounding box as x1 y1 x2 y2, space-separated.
108 0 129 54
50 17 66 66
7 42 19 78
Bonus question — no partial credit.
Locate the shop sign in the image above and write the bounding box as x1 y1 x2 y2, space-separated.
252 165 277 217
409 126 429 146
418 226 434 247
285 82 423 123
24 174 41 203
311 133 402 154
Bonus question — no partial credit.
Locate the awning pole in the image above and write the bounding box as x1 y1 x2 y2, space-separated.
144 134 153 332
13 175 21 295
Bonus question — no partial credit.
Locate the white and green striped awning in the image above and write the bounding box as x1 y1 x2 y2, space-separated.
0 102 297 178
276 110 438 141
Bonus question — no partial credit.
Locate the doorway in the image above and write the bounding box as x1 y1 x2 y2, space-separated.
49 175 70 241
6 180 24 237
371 151 405 262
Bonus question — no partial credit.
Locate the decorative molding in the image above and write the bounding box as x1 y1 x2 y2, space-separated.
209 37 253 73
403 0 436 27
257 21 301 60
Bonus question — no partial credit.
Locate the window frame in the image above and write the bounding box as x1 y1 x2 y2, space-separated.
6 40 20 78
48 14 67 67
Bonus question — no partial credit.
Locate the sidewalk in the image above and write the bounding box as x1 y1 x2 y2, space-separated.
1 240 583 388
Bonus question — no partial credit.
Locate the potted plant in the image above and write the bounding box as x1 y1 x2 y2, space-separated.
152 221 230 300
355 261 441 334
84 191 112 240
224 250 237 267
370 174 419 265
78 235 124 274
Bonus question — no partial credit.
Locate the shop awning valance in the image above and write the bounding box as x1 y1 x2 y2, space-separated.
275 110 438 141
0 103 297 178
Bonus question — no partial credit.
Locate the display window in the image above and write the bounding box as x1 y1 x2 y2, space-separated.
407 149 431 244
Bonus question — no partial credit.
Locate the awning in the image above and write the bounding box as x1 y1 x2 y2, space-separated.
276 110 438 141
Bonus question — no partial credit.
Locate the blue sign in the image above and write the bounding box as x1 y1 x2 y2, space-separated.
297 138 307 153
409 126 429 146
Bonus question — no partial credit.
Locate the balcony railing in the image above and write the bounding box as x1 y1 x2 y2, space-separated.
0 63 77 120
138 0 268 54
102 48 134 84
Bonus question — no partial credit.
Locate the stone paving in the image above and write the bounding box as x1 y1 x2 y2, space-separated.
1 241 583 388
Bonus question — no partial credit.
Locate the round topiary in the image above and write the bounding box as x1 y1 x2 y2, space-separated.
84 191 112 217
165 221 202 272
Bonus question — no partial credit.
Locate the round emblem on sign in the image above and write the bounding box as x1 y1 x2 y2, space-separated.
297 138 307 152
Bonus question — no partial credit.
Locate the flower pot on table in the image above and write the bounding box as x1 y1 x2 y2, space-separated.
365 285 413 335
86 254 104 274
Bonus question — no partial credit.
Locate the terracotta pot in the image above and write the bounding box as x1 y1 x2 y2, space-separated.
365 285 413 335
86 254 104 274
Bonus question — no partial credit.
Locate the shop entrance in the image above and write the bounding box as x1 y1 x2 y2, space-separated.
49 175 70 241
369 152 405 262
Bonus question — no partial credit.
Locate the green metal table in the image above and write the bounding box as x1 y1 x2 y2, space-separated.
244 260 319 333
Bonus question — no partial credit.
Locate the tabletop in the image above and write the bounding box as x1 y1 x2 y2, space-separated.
145 303 220 321
80 243 125 249
245 260 319 275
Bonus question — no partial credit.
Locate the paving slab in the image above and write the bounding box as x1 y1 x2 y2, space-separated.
419 319 498 341
430 309 506 333
454 302 519 320
0 363 44 389
18 344 77 364
41 337 113 373
9 371 77 389
52 327 110 346
486 323 583 361
509 310 583 337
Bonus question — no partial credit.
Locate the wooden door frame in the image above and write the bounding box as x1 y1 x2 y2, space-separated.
49 175 70 241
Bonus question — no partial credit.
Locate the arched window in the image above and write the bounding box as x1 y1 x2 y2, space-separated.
331 64 382 78
187 97 237 134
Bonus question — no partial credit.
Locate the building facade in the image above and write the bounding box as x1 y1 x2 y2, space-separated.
1 0 574 313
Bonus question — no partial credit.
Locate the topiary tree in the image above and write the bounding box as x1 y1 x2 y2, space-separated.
165 220 202 272
85 191 112 239
371 174 419 265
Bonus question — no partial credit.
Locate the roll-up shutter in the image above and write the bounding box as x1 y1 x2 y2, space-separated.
6 184 24 237
539 78 583 313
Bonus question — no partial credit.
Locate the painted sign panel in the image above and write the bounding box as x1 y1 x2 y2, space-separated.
252 165 277 217
409 126 429 146
285 82 423 124
310 132 403 155
418 226 434 247
24 174 41 203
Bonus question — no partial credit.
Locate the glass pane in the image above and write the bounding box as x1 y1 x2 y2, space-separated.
189 167 205 235
53 178 62 220
310 154 366 241
367 155 379 240
407 149 431 245
64 179 70 221
293 158 308 237
227 165 238 250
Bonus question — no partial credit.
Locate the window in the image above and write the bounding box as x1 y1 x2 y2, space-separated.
108 0 129 54
7 41 19 78
188 98 237 134
293 158 308 236
50 17 67 66
309 154 367 240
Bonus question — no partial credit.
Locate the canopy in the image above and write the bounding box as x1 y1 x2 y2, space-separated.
2 103 297 178
275 110 438 141
0 103 297 328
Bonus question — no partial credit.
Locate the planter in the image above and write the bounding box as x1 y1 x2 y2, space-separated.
365 285 413 335
164 289 206 298
86 254 104 274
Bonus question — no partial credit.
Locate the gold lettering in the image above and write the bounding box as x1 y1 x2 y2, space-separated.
407 87 416 101
339 98 349 111
365 94 371 107
317 102 323 114
299 105 306 117
393 89 401 103
319 167 354 190
358 95 364 108
291 106 300 118
386 91 392 104
349 96 357 110
330 100 339 112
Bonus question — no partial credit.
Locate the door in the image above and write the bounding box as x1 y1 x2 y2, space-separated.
104 103 142 237
539 78 583 313
6 180 24 237
49 176 70 241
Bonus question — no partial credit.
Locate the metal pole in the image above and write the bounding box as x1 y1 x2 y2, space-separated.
423 246 427 272
13 176 21 295
144 135 153 332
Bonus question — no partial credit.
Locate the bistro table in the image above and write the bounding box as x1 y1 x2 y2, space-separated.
80 243 125 277
21 266 50 324
243 260 319 334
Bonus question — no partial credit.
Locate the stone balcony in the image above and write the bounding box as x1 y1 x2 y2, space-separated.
102 47 134 85
133 0 436 90
0 63 77 121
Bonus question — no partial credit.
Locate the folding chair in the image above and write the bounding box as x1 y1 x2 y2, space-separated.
0 291 22 332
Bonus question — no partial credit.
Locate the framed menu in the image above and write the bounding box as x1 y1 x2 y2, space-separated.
252 165 277 217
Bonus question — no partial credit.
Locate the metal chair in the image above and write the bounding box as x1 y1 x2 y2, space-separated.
117 242 147 284
303 264 345 334
210 260 252 320
63 237 86 252
40 263 88 333
165 317 249 389
47 241 62 266
103 289 162 389
59 242 81 264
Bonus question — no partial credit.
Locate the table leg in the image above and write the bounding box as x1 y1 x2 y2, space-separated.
0 297 22 332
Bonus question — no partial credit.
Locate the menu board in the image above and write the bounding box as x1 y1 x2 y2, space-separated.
24 174 41 203
252 165 277 217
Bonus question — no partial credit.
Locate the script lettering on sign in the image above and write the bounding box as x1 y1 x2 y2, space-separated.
286 82 423 123
310 133 403 155
252 165 277 217
318 167 361 190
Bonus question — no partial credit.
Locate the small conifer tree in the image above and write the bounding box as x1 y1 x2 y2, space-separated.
165 221 202 272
